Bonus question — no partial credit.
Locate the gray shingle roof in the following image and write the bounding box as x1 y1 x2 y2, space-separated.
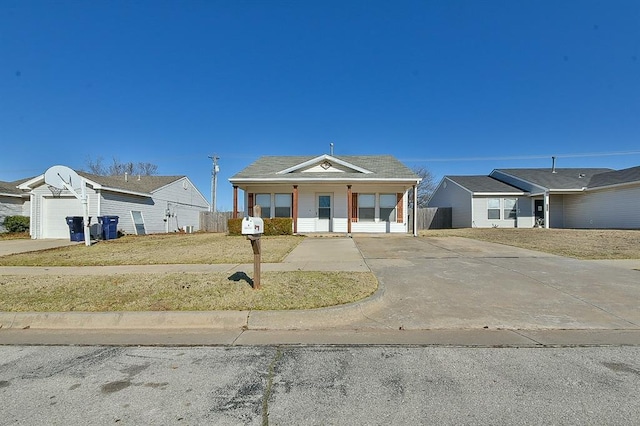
0 178 32 196
587 166 640 188
230 155 420 181
446 176 526 193
78 172 185 194
494 168 613 190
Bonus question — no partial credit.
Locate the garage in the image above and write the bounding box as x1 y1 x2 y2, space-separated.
42 196 85 239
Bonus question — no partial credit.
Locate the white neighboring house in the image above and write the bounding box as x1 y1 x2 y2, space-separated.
0 178 31 232
428 166 640 229
229 154 421 234
18 171 210 239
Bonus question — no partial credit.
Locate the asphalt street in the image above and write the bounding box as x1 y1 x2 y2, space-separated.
2 345 640 425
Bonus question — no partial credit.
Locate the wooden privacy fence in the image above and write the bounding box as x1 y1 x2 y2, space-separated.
200 211 233 233
409 207 452 231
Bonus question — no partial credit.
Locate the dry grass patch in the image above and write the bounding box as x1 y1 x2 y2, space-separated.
421 228 640 259
0 271 378 312
0 232 30 240
0 233 302 266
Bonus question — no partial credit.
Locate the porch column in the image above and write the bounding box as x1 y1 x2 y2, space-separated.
413 184 418 237
347 185 352 234
544 191 550 229
232 186 239 219
292 185 298 234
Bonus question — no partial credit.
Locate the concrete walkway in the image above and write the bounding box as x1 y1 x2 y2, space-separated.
1 236 639 346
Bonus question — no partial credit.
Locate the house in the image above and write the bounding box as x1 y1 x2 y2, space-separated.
0 178 31 232
18 171 210 239
229 154 421 234
428 166 640 229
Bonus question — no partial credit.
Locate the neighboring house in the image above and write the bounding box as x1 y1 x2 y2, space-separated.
428 166 640 229
18 171 210 239
229 154 421 234
0 178 31 233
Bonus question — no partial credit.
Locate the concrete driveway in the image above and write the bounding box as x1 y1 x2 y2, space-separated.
350 235 640 331
0 238 77 256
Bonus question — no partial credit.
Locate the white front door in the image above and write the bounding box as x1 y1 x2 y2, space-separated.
316 194 332 232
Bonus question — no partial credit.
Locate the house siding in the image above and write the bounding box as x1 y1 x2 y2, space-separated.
563 186 640 229
243 183 410 233
549 195 565 228
428 179 472 228
0 196 24 232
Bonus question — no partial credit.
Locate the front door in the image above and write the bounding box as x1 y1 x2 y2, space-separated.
534 199 545 226
316 194 332 232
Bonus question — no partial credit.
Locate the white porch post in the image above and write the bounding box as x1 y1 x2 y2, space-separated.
544 191 550 229
413 184 418 237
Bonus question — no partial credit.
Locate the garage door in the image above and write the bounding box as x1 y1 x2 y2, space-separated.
42 196 85 239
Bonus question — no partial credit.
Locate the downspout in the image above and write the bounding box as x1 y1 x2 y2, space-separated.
413 184 418 237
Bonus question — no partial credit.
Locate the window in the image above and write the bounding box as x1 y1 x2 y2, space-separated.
255 194 271 218
318 195 331 219
379 194 397 222
358 194 375 221
504 199 517 219
274 193 292 218
487 199 500 219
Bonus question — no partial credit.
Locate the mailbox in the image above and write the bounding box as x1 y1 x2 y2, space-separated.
242 216 264 235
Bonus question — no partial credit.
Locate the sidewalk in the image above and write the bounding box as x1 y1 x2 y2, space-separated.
1 236 639 347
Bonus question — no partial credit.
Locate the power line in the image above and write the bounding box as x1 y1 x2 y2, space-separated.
401 150 640 163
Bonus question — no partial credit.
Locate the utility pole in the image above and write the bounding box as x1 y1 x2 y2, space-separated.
208 155 219 212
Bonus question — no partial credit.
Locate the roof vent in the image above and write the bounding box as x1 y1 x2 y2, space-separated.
551 156 557 173
579 173 586 178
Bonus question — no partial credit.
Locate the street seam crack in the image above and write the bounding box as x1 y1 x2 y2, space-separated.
262 346 283 426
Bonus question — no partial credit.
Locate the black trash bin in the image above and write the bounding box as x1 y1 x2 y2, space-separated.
65 216 84 242
98 216 119 240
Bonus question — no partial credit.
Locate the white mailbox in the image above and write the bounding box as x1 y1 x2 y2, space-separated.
242 216 264 235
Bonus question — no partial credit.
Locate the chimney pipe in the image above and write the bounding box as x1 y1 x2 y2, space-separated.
330 142 334 156
125 172 128 182
551 156 557 173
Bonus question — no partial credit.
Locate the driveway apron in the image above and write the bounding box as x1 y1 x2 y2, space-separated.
353 236 640 330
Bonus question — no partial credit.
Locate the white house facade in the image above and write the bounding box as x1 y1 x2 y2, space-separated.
428 166 640 229
19 172 210 239
229 154 421 235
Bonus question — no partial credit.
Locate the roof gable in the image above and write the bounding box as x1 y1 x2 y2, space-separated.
230 155 420 182
276 154 372 175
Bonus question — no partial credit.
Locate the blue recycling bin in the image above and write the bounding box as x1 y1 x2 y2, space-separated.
65 216 84 242
98 216 119 240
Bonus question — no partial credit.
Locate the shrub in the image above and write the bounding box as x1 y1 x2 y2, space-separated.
3 215 30 233
227 217 293 236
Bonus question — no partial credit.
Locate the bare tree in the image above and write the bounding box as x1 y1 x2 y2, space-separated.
84 156 158 176
409 166 437 208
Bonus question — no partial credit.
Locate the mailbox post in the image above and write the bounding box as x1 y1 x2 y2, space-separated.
241 215 264 289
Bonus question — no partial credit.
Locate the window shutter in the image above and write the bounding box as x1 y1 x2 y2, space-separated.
396 193 403 223
352 193 358 222
248 193 254 216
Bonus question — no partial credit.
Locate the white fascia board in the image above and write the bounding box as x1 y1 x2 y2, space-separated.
0 192 23 198
474 192 527 196
548 188 586 193
276 154 373 175
94 185 152 197
230 177 420 185
18 175 44 189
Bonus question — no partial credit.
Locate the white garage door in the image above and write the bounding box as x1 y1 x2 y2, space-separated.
42 196 85 239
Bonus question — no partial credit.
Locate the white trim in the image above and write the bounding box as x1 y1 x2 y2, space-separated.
231 177 419 184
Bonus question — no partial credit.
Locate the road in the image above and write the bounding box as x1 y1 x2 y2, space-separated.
1 345 639 425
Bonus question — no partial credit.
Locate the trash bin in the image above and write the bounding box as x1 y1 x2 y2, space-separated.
98 216 119 240
65 216 84 242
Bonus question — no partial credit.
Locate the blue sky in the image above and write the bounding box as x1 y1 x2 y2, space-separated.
1 0 639 210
